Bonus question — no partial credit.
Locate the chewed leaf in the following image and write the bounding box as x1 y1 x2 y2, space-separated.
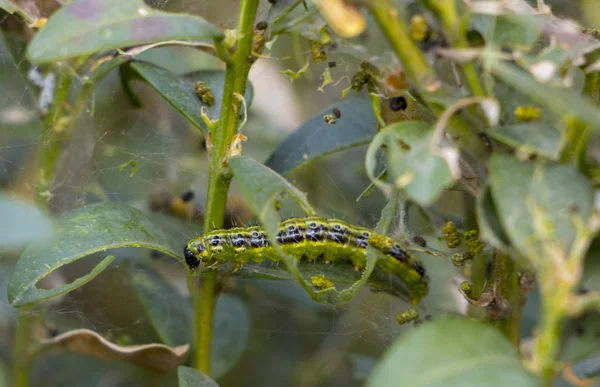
366 316 539 386
476 186 514 254
8 202 182 307
490 60 600 133
468 13 543 48
487 123 561 159
265 98 376 174
123 62 253 134
489 154 593 261
366 121 454 206
41 329 189 374
178 366 219 387
0 194 52 249
26 0 223 63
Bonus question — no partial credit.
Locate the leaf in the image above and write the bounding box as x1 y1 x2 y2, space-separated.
211 294 251 378
487 123 562 159
571 350 600 380
476 186 513 253
490 60 600 133
0 0 36 23
0 194 52 249
488 154 593 261
178 366 219 387
366 316 539 386
128 264 249 378
468 13 543 48
127 263 191 347
280 58 309 81
40 328 189 374
365 121 454 206
123 62 253 134
235 259 416 302
8 202 182 308
265 98 376 174
230 155 402 305
26 0 224 64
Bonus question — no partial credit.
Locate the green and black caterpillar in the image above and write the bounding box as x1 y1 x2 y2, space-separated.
184 217 428 302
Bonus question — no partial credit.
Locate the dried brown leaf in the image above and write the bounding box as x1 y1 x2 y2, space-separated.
41 329 189 373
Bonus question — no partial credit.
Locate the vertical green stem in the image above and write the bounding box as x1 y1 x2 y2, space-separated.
533 287 569 385
191 0 260 376
189 271 219 374
424 0 484 96
490 252 523 346
35 71 74 204
12 307 34 387
367 0 435 89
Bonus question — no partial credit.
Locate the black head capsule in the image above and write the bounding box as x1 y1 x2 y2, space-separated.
184 246 200 270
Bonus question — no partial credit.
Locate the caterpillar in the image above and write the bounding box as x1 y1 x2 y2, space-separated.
184 217 428 302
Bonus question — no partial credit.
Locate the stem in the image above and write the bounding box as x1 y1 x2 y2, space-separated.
532 286 569 385
367 0 488 160
12 307 35 387
424 0 484 96
491 252 523 347
193 0 260 375
368 0 435 88
35 71 73 204
189 271 219 374
205 0 259 232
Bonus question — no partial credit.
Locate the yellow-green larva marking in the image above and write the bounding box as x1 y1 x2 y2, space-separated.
184 217 428 302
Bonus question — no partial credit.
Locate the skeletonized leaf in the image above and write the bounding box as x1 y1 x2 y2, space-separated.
8 202 182 307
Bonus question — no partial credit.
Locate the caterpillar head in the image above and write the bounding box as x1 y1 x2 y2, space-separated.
184 240 208 269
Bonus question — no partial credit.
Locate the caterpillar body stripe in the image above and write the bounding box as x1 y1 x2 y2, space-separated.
184 217 428 302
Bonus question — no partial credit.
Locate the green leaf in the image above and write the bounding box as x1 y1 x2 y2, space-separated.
178 366 219 387
211 294 250 378
490 60 600 133
488 154 593 261
26 0 223 64
235 260 416 302
365 121 454 206
0 0 35 23
0 194 52 249
123 62 253 134
8 202 182 307
367 316 539 386
468 14 543 48
265 98 376 174
128 264 249 378
476 186 513 254
127 263 191 347
487 123 562 159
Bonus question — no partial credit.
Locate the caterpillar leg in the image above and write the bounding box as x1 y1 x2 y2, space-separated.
233 263 243 273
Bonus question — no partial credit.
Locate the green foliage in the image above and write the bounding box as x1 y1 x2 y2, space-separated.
367 316 539 386
25 0 223 63
3 0 600 385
